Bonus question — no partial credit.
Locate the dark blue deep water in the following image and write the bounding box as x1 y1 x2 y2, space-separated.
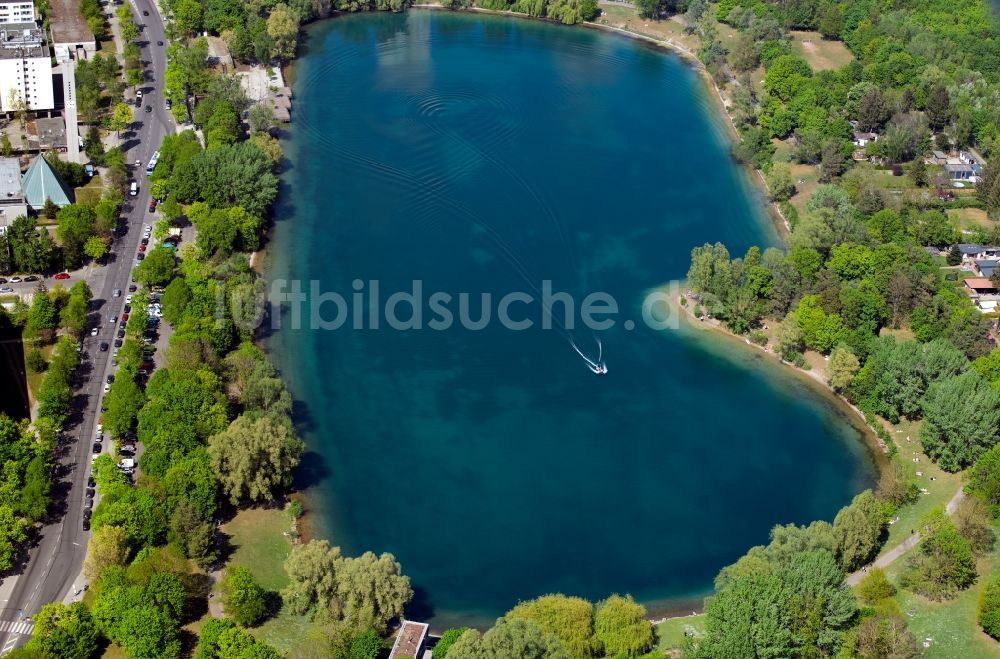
268 10 877 627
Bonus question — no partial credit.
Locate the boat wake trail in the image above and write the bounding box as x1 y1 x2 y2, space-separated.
571 336 607 375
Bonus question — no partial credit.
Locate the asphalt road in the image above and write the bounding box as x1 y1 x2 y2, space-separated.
0 0 171 651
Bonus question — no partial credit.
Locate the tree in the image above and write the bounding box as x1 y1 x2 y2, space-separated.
856 568 895 605
109 102 133 139
267 4 299 62
763 55 812 102
832 490 886 572
765 163 795 202
24 602 100 659
132 247 175 286
926 85 951 130
795 295 847 353
83 236 109 261
248 103 275 134
981 575 1000 639
946 244 963 266
773 312 804 361
447 618 569 659
335 551 412 633
698 550 855 658
0 504 28 571
220 566 268 627
103 377 145 438
852 614 919 659
281 539 341 618
827 344 860 391
593 594 653 657
910 156 928 187
634 0 664 19
920 371 1000 472
83 525 130 582
41 197 59 220
901 508 976 600
208 414 303 505
434 628 470 658
968 443 1000 517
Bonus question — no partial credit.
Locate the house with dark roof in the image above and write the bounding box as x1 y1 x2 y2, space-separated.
976 260 999 279
957 245 999 263
946 163 975 180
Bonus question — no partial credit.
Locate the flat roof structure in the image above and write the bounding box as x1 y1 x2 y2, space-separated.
388 621 429 659
0 22 48 58
35 117 67 150
49 0 94 62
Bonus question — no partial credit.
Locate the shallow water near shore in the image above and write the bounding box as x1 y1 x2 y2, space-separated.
268 10 877 628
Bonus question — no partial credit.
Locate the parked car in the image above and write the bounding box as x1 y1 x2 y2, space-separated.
140 237 149 245
114 339 123 347
23 275 37 282
54 272 71 280
103 383 110 393
165 99 171 110
0 287 12 293
122 313 129 322
109 315 117 324
9 277 21 283
136 253 145 261
117 329 125 338
87 475 95 488
138 243 146 252
106 374 115 384
91 328 99 336
99 342 109 352
82 518 90 531
128 284 138 292
148 199 157 212
113 288 121 297
92 442 101 455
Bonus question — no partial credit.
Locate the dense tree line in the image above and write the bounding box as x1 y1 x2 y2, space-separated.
435 593 655 659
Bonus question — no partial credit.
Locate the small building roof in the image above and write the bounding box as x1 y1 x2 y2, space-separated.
932 150 947 159
35 117 67 149
0 157 23 203
945 163 974 172
965 278 997 290
388 621 428 659
977 260 999 278
22 155 73 208
48 0 93 46
958 244 996 255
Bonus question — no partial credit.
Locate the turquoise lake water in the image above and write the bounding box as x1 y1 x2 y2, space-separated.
267 10 877 627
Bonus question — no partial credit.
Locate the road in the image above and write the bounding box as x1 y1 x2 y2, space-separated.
0 0 171 652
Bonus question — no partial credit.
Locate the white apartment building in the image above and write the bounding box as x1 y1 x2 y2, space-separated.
0 1 34 25
0 24 54 111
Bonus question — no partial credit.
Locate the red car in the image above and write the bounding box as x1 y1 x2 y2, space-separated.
148 199 157 212
138 244 146 252
121 313 129 322
54 272 70 280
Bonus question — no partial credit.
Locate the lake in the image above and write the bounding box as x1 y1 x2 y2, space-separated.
267 10 877 628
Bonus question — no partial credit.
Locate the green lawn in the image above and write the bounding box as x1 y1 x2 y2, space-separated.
75 175 104 205
220 506 331 657
656 614 705 655
222 506 294 592
789 31 854 71
879 419 965 552
884 520 1000 658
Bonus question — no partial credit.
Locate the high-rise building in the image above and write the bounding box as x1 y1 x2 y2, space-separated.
0 23 54 111
0 1 34 25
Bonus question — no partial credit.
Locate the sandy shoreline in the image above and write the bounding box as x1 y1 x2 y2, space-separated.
662 288 890 471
